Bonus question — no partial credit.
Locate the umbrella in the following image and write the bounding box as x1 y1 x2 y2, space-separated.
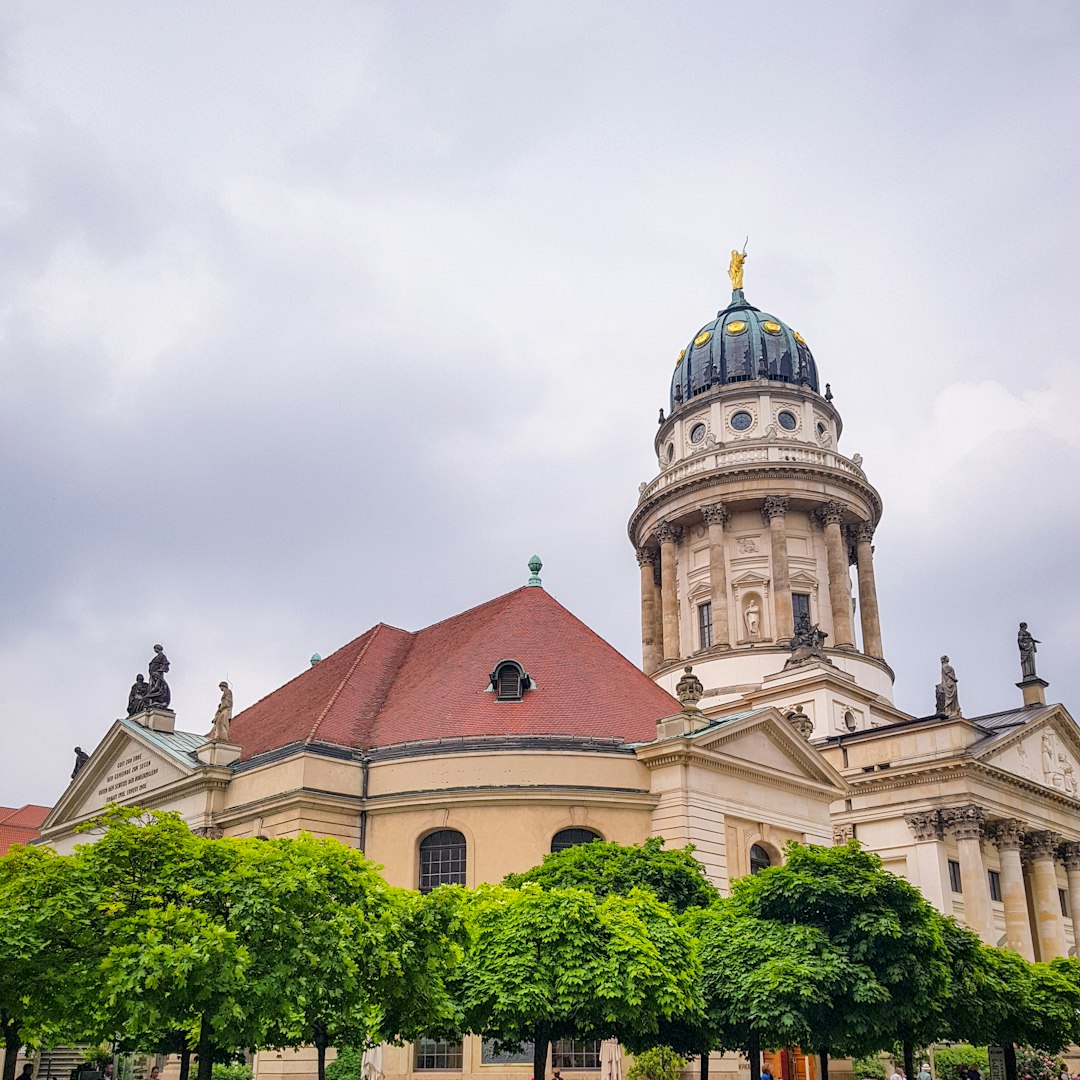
600 1040 622 1080
361 1046 383 1080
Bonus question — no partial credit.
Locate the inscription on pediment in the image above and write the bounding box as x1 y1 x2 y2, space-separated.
96 749 162 801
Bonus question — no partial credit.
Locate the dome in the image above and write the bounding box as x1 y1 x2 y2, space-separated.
670 289 819 410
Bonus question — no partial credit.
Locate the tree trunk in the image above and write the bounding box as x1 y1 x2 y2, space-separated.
196 1013 214 1080
532 1031 550 1080
178 1048 191 1080
819 1049 830 1080
313 1022 328 1080
748 1030 761 1080
1003 1045 1017 1080
903 1040 914 1080
3 1023 21 1080
700 1048 710 1080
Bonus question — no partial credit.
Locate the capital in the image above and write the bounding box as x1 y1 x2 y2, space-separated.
905 810 941 842
815 500 846 526
702 503 730 528
635 548 657 568
654 521 682 545
1061 841 1080 871
986 818 1025 850
854 522 875 544
1025 829 1062 861
761 496 789 523
941 804 986 841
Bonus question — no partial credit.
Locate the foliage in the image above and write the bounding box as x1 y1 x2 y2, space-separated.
503 838 719 913
210 1065 253 1080
324 1047 362 1080
852 1054 888 1080
626 1047 688 1080
1015 1047 1066 1080
930 1047 989 1080
451 883 700 1080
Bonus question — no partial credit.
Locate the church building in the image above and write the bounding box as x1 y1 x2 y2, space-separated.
37 256 1080 1080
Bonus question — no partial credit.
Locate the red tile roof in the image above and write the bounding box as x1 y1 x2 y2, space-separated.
0 805 51 854
229 587 677 760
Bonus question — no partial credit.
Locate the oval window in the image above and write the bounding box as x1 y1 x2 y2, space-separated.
666 443 675 461
690 423 706 444
817 421 828 437
730 411 753 432
778 411 798 431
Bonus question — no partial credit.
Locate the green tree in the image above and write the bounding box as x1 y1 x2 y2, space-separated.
626 1046 688 1080
451 884 700 1080
0 843 98 1080
504 838 718 913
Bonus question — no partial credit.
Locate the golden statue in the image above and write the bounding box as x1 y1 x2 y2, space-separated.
728 249 747 291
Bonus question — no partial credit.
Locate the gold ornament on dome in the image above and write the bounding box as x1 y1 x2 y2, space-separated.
793 331 807 345
763 320 782 334
694 331 712 347
728 248 747 291
726 321 747 334
675 348 685 366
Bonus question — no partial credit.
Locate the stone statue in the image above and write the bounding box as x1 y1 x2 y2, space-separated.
127 674 149 716
728 249 747 291
744 598 760 640
937 655 961 718
145 644 171 710
1018 622 1040 680
71 746 90 780
786 705 814 740
658 408 665 425
785 612 832 668
675 666 704 709
211 682 233 742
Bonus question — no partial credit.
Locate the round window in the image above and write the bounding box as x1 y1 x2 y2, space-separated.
666 443 675 461
778 410 798 431
816 421 828 437
690 422 706 444
730 411 753 432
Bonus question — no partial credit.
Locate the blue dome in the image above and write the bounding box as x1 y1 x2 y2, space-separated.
670 290 819 410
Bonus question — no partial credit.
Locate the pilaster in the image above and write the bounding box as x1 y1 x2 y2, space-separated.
762 496 793 644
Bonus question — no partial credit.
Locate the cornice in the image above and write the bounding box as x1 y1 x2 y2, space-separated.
365 784 658 813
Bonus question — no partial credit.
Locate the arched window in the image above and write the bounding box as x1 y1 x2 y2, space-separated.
750 843 772 875
419 829 466 893
551 827 602 853
490 659 531 701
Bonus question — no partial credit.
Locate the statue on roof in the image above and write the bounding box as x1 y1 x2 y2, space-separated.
145 644 171 710
728 248 747 292
676 666 704 709
127 673 149 716
71 746 90 779
937 655 961 718
211 682 233 742
1018 622 1040 680
784 611 832 668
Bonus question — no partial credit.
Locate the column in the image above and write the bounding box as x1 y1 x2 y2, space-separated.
853 522 884 659
905 810 947 911
819 501 855 648
1026 830 1067 960
654 522 682 663
636 549 660 675
988 819 1035 959
762 497 793 643
942 806 993 942
1062 842 1080 957
652 565 664 666
702 503 731 648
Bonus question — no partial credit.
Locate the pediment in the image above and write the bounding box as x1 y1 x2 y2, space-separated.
978 710 1080 799
731 569 770 586
45 719 199 829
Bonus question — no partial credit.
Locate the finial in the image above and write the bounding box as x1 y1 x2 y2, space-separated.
310 652 322 666
526 555 543 587
728 243 747 295
824 383 833 401
675 665 704 709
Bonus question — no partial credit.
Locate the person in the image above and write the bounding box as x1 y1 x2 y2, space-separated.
919 1064 932 1080
150 1069 161 1080
552 1070 562 1080
890 1066 905 1080
20 1066 33 1080
957 1068 969 1080
969 1066 983 1080
762 1067 774 1080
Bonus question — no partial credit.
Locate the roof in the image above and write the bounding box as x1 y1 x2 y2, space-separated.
229 586 679 761
118 718 207 767
969 704 1058 735
0 804 52 854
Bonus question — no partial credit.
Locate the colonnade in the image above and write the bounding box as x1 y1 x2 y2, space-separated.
636 497 884 674
906 804 1080 960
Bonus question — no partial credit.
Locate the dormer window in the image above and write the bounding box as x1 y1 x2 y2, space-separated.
489 660 532 701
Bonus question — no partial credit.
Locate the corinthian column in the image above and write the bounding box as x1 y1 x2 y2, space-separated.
702 503 731 648
1062 842 1080 957
853 522 884 659
819 502 855 648
636 549 660 675
987 819 1035 959
942 805 993 942
762 497 793 643
1026 830 1067 960
654 522 682 663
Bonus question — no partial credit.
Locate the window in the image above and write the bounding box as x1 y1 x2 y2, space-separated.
482 1041 534 1065
949 859 962 893
552 1040 601 1070
1060 888 1070 917
988 870 1002 903
491 660 531 701
551 827 602 853
750 844 772 875
698 602 713 649
415 1040 462 1071
419 830 466 893
792 592 811 626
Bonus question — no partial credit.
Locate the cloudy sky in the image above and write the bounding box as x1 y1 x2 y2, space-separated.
3 2 1079 808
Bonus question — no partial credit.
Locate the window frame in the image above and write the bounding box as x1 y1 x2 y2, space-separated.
1060 887 1069 918
792 591 811 626
750 843 772 875
948 858 962 894
551 827 602 854
988 869 1002 903
552 1039 601 1071
418 829 467 893
698 601 713 650
414 1039 463 1071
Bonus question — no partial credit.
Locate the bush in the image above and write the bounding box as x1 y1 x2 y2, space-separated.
325 1047 363 1080
933 1046 989 1080
853 1055 887 1080
627 1047 688 1080
1016 1047 1065 1080
210 1065 253 1080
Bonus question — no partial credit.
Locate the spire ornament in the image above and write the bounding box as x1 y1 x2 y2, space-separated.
728 246 747 293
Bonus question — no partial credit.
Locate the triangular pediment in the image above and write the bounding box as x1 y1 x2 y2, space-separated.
44 719 200 830
977 708 1080 799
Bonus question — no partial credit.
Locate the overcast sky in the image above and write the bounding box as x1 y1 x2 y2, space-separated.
3 2 1079 808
